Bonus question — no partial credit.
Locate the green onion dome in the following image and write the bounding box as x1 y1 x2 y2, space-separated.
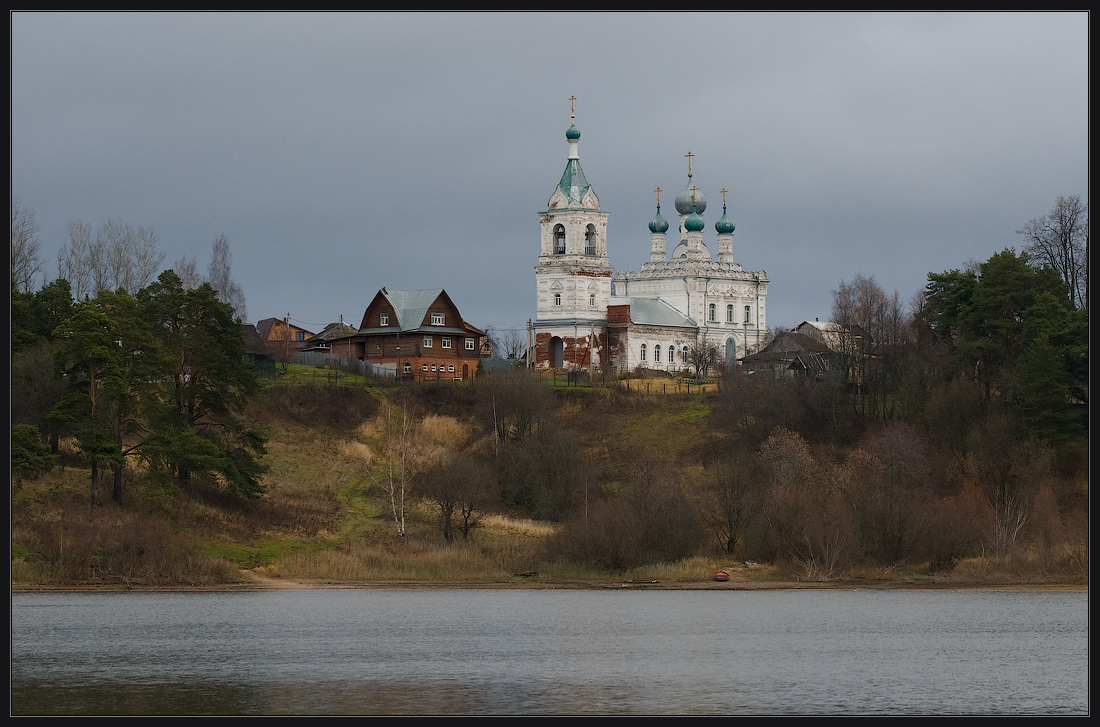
715 204 735 234
566 124 581 140
649 204 669 234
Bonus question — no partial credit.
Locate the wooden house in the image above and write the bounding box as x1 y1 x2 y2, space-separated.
255 317 317 359
340 288 485 381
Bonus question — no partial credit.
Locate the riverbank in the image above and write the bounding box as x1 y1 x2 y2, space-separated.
11 570 1087 593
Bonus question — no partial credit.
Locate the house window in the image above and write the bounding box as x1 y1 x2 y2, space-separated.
403 362 411 373
431 364 437 372
554 293 562 306
380 314 389 326
654 345 661 363
423 336 433 347
442 336 451 349
555 225 565 254
726 304 734 323
744 305 752 324
431 313 445 326
448 364 454 373
465 338 475 350
589 293 596 306
295 331 305 341
708 303 716 322
668 345 675 362
640 343 647 362
422 363 428 371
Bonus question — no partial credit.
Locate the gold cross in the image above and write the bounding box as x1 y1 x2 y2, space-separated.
654 187 662 205
569 95 576 120
685 151 694 175
721 188 728 205
690 185 698 203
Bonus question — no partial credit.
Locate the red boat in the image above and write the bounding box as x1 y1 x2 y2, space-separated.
713 570 729 582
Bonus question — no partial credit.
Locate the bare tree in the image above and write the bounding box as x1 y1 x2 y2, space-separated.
57 218 163 297
208 233 247 323
367 400 419 544
686 329 718 379
1018 195 1089 309
59 220 92 300
11 198 43 293
172 255 204 290
500 328 526 360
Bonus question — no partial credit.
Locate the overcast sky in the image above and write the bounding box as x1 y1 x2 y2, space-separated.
11 11 1089 337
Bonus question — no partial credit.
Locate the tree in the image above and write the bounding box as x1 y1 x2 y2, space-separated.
11 424 57 482
57 218 164 299
700 450 762 556
422 450 493 543
686 330 718 380
138 270 267 498
366 399 419 543
1018 195 1089 310
11 198 43 293
208 233 247 323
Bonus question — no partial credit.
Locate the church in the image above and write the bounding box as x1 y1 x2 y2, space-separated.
530 110 770 374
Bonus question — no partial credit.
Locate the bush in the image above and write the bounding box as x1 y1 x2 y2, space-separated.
11 424 57 479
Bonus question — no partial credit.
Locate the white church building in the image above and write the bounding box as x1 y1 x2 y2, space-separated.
530 112 769 374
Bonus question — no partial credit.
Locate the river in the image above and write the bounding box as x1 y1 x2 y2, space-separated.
10 588 1089 715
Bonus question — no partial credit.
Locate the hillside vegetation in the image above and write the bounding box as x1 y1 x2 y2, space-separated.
11 364 1088 589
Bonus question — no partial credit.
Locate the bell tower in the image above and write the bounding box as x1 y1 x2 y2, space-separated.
532 98 612 369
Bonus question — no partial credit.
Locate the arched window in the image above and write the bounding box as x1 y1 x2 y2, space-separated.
403 362 411 374
554 293 562 306
585 224 597 255
708 303 716 322
640 343 647 362
744 305 752 324
654 345 661 363
726 304 734 323
555 225 566 254
589 293 595 306
668 345 675 362
683 346 689 363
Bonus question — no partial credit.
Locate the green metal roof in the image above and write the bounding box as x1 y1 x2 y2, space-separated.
557 159 590 205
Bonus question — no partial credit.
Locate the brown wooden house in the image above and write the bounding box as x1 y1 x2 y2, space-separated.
255 317 317 360
339 288 485 381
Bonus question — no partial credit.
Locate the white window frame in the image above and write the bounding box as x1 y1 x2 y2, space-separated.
465 338 475 350
431 312 445 326
423 335 433 348
726 304 734 323
447 364 454 373
654 345 661 363
442 336 451 349
380 314 389 326
554 293 562 306
640 343 647 362
708 303 716 322
403 362 411 373
744 305 752 324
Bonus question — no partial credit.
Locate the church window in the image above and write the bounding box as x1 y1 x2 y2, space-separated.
442 336 451 349
431 312 445 325
708 303 716 322
683 346 689 362
554 293 562 306
744 305 752 324
465 338 475 350
669 345 675 362
431 364 437 372
726 304 734 323
654 345 661 363
555 225 566 254
380 314 389 326
585 224 597 255
423 336 433 347
589 293 595 306
640 344 646 362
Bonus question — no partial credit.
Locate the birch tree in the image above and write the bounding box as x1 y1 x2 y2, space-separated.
1018 195 1089 310
11 198 43 293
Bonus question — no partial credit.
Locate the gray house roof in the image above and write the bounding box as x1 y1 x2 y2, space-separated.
382 288 447 332
612 296 698 329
